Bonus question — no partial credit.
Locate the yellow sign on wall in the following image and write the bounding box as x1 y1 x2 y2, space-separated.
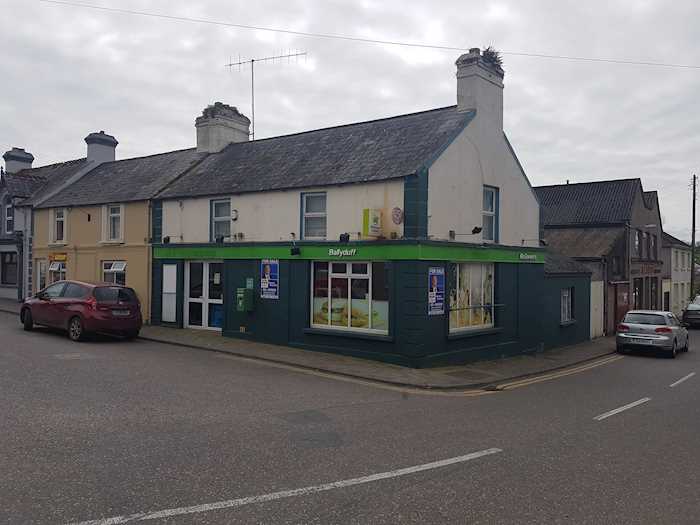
362 209 382 238
49 253 67 262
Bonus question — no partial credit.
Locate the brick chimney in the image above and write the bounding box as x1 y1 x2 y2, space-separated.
196 102 250 153
85 131 118 164
2 147 34 173
456 48 505 130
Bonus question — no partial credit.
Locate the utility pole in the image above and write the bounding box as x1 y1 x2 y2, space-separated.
225 51 307 140
691 174 697 299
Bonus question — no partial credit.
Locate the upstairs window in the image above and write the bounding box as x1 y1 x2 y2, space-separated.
5 200 13 234
211 199 231 241
52 208 66 243
650 234 657 260
104 204 123 242
301 192 327 240
482 186 498 243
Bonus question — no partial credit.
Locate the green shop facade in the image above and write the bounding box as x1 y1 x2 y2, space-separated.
150 240 591 368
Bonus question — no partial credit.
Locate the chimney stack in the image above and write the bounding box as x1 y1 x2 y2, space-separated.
196 102 250 153
85 131 118 164
2 147 34 174
456 47 505 130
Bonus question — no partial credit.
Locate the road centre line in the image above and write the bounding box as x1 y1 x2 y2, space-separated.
67 448 503 525
670 372 696 388
593 397 651 421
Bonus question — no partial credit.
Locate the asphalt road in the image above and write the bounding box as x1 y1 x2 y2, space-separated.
2 310 700 524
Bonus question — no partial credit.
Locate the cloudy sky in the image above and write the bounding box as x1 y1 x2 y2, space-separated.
2 0 698 240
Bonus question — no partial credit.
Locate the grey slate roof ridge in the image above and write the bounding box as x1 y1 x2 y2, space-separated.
662 231 691 248
157 105 473 200
11 158 88 204
544 251 593 275
28 159 100 208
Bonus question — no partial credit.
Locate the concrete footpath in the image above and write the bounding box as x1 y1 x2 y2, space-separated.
0 298 616 390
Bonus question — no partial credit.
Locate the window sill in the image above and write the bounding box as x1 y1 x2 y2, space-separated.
448 326 503 340
48 242 67 247
99 240 125 245
304 327 393 342
560 320 577 327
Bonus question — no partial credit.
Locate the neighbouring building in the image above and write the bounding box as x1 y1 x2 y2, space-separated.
145 48 591 367
661 232 692 315
30 132 207 321
536 179 663 335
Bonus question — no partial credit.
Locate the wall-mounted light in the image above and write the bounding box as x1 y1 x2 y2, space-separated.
449 227 482 240
339 233 350 243
163 236 171 244
215 235 225 244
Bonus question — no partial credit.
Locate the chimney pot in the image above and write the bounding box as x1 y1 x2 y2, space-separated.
196 102 251 153
2 147 34 173
85 131 118 164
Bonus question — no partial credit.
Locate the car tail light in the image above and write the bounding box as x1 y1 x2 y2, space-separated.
86 296 97 311
655 327 672 334
617 324 630 332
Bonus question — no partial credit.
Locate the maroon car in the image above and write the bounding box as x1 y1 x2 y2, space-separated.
20 280 142 341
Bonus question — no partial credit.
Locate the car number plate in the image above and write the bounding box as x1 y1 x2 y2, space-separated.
112 309 130 317
630 338 653 345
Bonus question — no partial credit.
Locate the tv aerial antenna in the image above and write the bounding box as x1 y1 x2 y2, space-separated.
225 51 307 140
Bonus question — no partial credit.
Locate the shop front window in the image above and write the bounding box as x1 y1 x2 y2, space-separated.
311 261 389 333
449 262 494 332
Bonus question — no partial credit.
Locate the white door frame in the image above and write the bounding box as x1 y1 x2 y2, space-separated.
184 260 223 331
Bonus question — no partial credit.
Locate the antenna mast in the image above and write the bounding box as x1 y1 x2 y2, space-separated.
225 51 307 140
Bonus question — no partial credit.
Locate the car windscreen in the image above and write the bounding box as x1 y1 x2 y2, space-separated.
687 303 700 311
623 313 667 325
93 287 138 303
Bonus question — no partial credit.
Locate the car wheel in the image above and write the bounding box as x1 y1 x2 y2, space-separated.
68 316 85 342
668 340 677 359
21 309 33 331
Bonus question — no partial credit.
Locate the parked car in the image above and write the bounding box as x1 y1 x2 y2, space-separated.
682 303 700 328
617 310 689 358
20 280 142 341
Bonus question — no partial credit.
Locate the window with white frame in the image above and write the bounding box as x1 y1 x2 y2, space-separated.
52 208 66 243
210 199 231 240
449 263 495 332
102 261 126 285
482 187 498 243
674 250 679 270
561 287 574 323
311 261 389 333
103 204 123 242
302 193 327 240
5 199 13 234
48 261 66 283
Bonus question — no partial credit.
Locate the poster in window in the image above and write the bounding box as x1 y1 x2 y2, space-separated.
260 259 279 299
428 267 445 316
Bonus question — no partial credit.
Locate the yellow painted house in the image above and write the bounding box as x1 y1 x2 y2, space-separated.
30 132 206 321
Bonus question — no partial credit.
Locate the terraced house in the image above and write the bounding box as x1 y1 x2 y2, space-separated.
30 133 207 320
148 49 591 366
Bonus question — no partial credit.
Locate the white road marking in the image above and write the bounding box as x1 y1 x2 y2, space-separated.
670 372 696 388
68 448 502 525
593 397 651 421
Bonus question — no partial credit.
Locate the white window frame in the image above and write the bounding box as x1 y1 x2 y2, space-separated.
482 186 497 243
102 204 124 243
561 287 574 323
184 261 224 331
102 260 127 285
310 261 388 334
48 261 66 283
51 208 67 244
449 262 495 333
5 202 13 234
210 198 231 241
301 192 327 240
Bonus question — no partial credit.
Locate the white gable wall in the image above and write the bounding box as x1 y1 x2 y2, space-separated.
427 115 540 247
161 179 404 243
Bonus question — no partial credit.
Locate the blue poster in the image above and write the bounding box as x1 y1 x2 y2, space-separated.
260 259 279 299
428 267 445 316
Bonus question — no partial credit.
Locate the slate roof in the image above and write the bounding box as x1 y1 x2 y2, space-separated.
543 227 625 258
3 158 87 200
535 179 642 227
38 149 207 208
18 158 89 206
544 251 593 275
158 106 474 199
662 231 690 249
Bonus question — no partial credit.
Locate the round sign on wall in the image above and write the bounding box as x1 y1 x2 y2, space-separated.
391 207 403 225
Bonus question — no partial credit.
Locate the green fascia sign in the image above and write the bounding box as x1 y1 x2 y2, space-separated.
153 242 544 264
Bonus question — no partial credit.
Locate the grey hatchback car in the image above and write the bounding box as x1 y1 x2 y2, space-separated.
617 310 689 358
